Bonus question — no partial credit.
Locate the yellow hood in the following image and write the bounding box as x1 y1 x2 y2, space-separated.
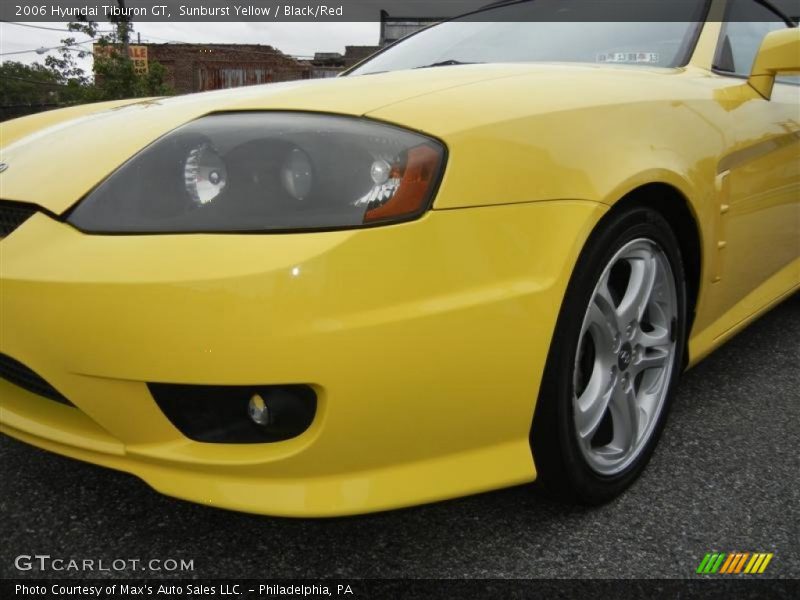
0 63 678 213
0 65 536 212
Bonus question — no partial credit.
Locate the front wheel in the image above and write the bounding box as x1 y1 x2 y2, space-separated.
531 207 687 503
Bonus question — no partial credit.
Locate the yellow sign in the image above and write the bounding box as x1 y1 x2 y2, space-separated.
93 44 148 74
129 45 148 74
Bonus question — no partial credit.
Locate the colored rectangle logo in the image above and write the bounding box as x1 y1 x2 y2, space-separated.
698 552 773 575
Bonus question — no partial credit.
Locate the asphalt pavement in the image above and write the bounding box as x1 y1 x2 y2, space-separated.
1 294 798 580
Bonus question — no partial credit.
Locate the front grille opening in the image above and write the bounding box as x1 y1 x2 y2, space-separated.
0 200 37 238
149 383 317 444
0 353 75 407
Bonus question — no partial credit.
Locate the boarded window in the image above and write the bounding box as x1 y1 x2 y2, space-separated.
196 64 275 91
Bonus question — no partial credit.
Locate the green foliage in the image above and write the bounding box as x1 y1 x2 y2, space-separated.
23 4 173 107
86 41 172 101
140 60 172 96
43 21 95 87
0 62 70 106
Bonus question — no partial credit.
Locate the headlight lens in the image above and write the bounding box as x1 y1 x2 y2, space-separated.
280 147 314 202
184 143 227 206
68 112 446 233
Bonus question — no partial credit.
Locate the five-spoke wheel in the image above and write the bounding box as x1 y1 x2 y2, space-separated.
531 207 686 503
573 239 677 475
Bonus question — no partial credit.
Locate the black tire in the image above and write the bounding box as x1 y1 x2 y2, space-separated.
531 206 687 504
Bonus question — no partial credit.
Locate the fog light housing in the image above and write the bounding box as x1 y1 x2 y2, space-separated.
149 383 316 444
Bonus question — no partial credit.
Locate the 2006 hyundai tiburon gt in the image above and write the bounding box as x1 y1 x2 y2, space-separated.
1 0 798 515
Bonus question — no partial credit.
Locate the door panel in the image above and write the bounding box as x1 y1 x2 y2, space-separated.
714 82 800 321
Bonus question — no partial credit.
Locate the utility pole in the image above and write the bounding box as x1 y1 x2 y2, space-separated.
118 0 130 60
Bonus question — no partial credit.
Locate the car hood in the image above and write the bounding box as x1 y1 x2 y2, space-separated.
0 63 678 213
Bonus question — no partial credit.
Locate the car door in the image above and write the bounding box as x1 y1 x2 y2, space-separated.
709 0 800 323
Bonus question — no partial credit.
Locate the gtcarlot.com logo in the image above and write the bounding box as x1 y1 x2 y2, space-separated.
697 552 774 575
14 554 194 573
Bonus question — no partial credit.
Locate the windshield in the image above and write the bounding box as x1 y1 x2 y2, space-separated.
349 1 706 75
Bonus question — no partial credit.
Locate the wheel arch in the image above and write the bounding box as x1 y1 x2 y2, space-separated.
604 182 703 362
530 183 700 499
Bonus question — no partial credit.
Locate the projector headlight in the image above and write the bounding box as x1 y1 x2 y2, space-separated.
68 112 446 233
184 142 227 205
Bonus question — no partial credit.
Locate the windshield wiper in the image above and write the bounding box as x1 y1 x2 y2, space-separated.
414 60 482 69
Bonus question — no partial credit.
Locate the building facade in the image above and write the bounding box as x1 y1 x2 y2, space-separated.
147 43 312 93
309 45 381 77
94 43 386 93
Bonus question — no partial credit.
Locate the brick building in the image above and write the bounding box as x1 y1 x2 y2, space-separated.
309 45 381 78
95 43 384 93
130 43 312 94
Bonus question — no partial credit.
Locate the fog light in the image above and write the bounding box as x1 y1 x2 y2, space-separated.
148 383 317 444
248 393 272 425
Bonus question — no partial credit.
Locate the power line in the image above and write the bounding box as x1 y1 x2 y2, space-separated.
0 38 97 57
1 31 315 61
0 49 45 56
1 19 353 60
1 21 76 32
1 23 338 62
0 21 115 34
0 74 70 87
2 21 335 61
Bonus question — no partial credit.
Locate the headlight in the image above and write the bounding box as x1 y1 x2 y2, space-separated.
68 112 446 233
184 143 227 205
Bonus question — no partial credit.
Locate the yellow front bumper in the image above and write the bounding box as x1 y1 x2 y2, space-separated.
0 200 604 516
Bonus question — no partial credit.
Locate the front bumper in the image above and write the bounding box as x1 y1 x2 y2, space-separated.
0 201 604 516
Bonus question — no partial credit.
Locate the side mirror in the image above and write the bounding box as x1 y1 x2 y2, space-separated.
748 27 800 99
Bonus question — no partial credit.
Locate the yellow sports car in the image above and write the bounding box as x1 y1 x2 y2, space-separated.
1 0 798 516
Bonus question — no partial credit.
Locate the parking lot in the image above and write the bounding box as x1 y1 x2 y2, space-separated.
1 294 798 580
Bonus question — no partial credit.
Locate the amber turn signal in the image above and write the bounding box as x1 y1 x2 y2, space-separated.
365 144 444 223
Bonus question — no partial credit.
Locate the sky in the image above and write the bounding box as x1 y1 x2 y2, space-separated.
0 21 380 71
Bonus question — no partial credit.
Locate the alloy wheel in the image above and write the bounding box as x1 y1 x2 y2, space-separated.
572 238 678 476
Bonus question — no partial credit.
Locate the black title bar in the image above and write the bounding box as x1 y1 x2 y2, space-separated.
2 1 799 23
3 579 800 600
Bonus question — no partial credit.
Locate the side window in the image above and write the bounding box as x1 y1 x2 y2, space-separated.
716 0 799 84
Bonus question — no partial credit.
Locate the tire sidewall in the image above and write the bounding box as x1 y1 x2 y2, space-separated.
534 207 687 503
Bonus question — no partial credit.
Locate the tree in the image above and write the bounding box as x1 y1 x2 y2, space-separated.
0 62 63 106
44 2 172 103
0 61 89 120
41 22 97 103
